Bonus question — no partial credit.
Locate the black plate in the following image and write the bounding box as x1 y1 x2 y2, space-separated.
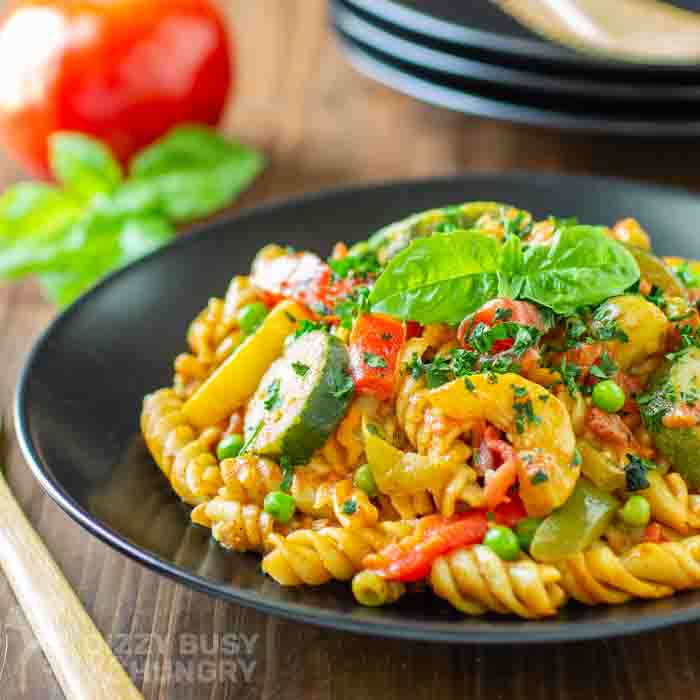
333 27 700 137
342 0 700 76
333 0 700 102
15 172 700 644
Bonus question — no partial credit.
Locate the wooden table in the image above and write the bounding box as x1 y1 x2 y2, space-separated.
4 2 700 698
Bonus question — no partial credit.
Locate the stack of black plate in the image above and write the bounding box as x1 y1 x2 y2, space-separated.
330 0 700 136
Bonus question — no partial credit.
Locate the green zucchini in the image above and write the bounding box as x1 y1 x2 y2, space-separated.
640 347 700 488
353 201 529 264
244 330 353 464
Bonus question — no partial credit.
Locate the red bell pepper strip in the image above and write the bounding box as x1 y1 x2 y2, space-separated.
349 314 406 400
370 512 489 582
492 495 527 528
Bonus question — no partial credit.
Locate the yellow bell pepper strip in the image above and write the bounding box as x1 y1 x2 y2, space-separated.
183 300 310 427
529 478 619 563
362 418 455 495
428 374 578 517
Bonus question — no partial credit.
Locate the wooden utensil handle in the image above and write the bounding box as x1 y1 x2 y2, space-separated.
0 474 143 699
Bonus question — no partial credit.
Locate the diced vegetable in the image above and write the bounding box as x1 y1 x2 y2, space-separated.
183 300 310 427
238 302 269 335
620 495 651 528
363 419 452 495
359 201 529 264
349 314 406 400
244 330 353 464
592 380 626 413
640 347 700 488
484 526 520 560
577 440 626 492
529 478 619 563
627 247 687 298
264 491 296 523
515 517 543 552
217 434 244 461
591 295 668 370
371 512 489 582
354 464 378 497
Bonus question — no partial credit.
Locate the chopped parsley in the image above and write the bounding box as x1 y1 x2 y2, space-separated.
589 351 617 381
330 366 354 400
555 358 581 398
364 352 388 369
571 448 582 467
280 455 294 492
512 385 541 434
240 420 264 455
294 319 329 339
645 284 664 308
624 454 655 491
335 286 371 330
564 314 588 349
666 323 700 361
263 379 282 411
292 362 310 378
638 382 675 433
341 499 358 515
494 307 513 322
591 307 629 343
467 322 540 357
502 209 533 239
328 250 380 280
676 261 700 289
530 470 549 486
464 377 476 392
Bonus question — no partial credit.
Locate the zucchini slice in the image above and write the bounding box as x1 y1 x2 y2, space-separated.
244 330 353 464
641 347 700 488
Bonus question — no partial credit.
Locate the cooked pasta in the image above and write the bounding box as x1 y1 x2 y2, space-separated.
141 200 700 618
430 546 567 618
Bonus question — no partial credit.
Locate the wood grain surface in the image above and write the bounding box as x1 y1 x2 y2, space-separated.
4 1 700 698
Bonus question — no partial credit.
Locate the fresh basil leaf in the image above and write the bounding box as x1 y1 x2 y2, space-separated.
498 233 524 298
369 230 501 324
129 125 265 222
514 226 639 314
0 183 80 241
38 214 173 307
50 132 123 200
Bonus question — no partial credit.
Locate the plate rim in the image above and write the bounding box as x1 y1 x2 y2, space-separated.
333 29 700 137
332 0 700 101
342 0 700 73
14 170 700 644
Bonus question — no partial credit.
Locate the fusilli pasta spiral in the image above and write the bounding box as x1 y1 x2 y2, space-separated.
430 546 567 618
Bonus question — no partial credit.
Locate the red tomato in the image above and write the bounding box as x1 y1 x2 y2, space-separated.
458 298 545 352
0 0 232 176
349 314 406 400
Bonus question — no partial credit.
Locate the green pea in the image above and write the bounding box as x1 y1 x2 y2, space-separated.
484 525 521 561
620 495 651 528
217 433 244 461
515 517 543 552
264 491 296 523
353 464 378 497
592 379 626 413
238 302 268 335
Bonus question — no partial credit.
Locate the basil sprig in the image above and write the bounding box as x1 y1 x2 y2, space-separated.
369 225 639 323
0 125 265 307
